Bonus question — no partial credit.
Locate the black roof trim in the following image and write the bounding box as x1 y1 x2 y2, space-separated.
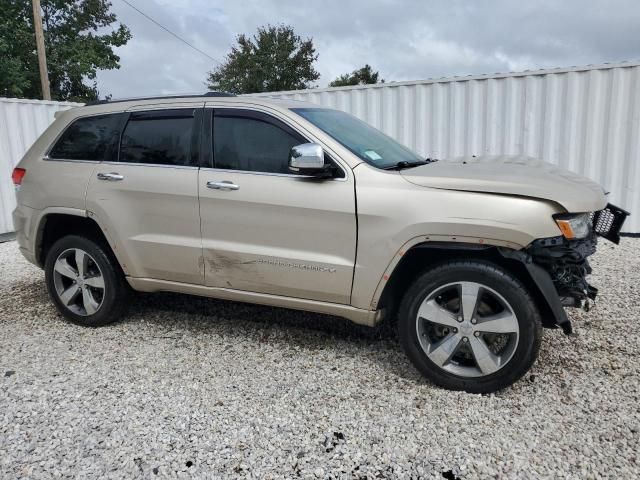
86 91 235 106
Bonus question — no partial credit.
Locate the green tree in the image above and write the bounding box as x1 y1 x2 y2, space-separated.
0 0 130 101
329 64 383 87
207 24 320 94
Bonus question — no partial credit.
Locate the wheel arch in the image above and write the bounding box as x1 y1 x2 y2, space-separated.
375 241 563 331
35 210 122 273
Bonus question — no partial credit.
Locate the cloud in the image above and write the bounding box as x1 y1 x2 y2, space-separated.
96 0 640 97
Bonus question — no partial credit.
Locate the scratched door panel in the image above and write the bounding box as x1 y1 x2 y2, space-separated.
198 170 357 304
87 163 202 283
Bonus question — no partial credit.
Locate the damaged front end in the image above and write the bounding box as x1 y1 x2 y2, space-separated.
524 203 629 334
527 234 598 311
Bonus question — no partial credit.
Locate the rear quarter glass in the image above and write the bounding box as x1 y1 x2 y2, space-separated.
48 113 125 161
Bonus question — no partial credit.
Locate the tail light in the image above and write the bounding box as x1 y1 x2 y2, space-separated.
12 168 26 186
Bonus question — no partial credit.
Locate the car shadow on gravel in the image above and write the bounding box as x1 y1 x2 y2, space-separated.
122 291 425 382
127 291 396 340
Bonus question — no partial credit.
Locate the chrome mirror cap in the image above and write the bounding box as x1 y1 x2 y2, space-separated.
289 143 325 174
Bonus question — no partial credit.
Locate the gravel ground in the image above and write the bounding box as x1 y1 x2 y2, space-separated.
1 239 639 479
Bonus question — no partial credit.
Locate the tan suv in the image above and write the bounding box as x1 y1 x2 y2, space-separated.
11 93 628 392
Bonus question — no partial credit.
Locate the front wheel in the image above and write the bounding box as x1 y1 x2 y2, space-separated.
398 261 542 393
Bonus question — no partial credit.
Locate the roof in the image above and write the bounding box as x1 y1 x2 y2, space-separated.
85 91 235 106
52 92 322 118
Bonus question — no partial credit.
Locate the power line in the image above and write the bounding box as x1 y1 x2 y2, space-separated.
119 0 221 64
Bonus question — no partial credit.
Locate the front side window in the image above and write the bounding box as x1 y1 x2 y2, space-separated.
49 114 122 161
213 110 304 174
119 110 195 166
291 108 423 169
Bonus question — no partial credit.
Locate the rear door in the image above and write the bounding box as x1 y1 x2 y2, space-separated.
198 107 357 304
85 105 204 284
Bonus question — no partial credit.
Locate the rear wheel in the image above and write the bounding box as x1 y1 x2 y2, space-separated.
44 235 129 327
398 261 542 393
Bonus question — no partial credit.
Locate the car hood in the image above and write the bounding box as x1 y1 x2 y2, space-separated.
400 155 607 212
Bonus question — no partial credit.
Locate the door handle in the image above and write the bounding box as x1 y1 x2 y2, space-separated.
207 180 239 191
97 172 124 181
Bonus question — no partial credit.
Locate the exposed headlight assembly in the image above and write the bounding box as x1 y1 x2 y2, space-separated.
554 213 591 240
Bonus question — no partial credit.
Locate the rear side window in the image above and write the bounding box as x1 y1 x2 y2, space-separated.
49 114 121 161
119 109 196 166
213 110 304 174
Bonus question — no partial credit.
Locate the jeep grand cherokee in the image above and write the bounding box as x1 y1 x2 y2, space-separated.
11 92 628 392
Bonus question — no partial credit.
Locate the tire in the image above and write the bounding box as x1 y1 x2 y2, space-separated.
397 260 542 393
44 235 130 327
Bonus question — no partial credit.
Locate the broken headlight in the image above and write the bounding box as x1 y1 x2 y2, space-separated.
554 213 591 240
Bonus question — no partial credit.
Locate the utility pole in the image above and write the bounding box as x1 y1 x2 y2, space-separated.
31 0 51 100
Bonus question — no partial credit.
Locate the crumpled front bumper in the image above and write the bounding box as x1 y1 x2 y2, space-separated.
526 234 598 309
521 203 629 334
499 203 629 335
527 203 629 308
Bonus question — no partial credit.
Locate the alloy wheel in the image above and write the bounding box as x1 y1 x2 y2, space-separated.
415 281 520 378
52 248 105 316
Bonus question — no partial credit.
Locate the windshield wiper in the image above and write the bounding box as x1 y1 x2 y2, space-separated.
383 158 438 171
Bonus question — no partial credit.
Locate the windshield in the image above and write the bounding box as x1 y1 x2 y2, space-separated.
291 108 423 169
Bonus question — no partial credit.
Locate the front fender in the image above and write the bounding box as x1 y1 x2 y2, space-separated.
366 241 571 333
350 163 565 310
366 234 524 311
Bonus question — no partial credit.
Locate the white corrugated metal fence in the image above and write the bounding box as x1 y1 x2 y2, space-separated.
251 62 640 232
1 62 638 233
0 98 80 234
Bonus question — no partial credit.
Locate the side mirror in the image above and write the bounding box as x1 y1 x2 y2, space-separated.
289 143 331 177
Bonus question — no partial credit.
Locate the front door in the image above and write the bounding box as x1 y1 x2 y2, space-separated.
86 107 203 284
198 108 357 304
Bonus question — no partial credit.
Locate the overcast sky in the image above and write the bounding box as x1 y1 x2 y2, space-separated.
96 0 640 98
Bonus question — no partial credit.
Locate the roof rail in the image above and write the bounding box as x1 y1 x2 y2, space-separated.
86 91 235 106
